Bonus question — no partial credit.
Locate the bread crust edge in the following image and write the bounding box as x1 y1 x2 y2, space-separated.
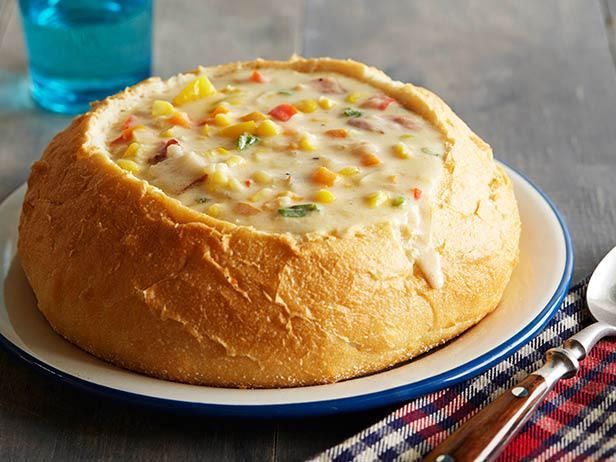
17 57 520 388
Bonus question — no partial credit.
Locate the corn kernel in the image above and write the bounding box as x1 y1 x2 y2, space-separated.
311 166 337 187
345 92 363 103
160 127 176 138
227 98 243 106
240 111 268 122
249 187 273 203
151 100 175 117
314 189 336 204
276 196 293 208
201 124 211 136
256 119 281 137
295 99 318 113
207 203 223 217
276 190 293 198
253 170 272 184
226 155 246 167
299 133 318 151
215 147 230 155
318 96 335 110
392 142 411 159
122 142 141 159
214 113 232 127
400 134 414 140
366 191 388 208
205 163 231 189
219 121 258 138
173 75 216 106
339 166 360 177
211 171 229 186
116 159 141 173
227 177 243 192
210 103 230 116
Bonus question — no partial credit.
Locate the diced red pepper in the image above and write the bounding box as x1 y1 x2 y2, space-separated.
362 95 396 110
269 103 298 122
111 124 142 144
112 116 138 143
121 115 137 130
111 131 129 144
412 187 422 200
244 179 253 187
250 69 268 83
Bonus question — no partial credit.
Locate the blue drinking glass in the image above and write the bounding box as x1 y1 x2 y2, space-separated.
18 0 153 114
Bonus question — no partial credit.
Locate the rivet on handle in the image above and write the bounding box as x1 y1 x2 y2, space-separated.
511 386 529 398
435 455 455 462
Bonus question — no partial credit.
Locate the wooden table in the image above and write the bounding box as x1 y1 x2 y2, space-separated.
1 1 615 460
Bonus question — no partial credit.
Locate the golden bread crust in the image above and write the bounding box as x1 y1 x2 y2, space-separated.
17 57 520 387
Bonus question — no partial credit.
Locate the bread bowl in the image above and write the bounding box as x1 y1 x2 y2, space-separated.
17 57 520 388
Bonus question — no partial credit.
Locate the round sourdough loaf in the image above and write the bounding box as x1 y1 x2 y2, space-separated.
18 57 520 388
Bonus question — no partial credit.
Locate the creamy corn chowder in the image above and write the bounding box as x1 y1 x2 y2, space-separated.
107 67 447 287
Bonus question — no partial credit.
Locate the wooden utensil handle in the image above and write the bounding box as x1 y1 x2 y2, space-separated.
424 373 549 462
425 345 582 462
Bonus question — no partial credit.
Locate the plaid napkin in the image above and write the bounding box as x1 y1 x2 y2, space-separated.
313 279 616 461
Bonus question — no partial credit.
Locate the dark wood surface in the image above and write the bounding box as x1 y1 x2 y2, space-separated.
0 1 615 460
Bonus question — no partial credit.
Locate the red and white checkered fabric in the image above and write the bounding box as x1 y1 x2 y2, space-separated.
313 280 616 461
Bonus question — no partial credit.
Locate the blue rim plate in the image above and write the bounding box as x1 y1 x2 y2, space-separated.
0 162 573 417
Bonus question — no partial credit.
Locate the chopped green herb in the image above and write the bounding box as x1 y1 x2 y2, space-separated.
421 147 439 156
391 196 406 207
278 89 293 95
236 133 260 151
278 203 320 218
343 107 363 118
196 197 209 204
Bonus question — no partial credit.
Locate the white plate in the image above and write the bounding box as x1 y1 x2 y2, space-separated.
0 163 573 417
